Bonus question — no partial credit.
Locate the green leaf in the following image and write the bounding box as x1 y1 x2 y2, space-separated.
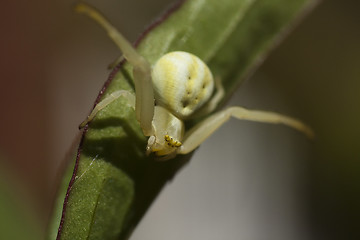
50 0 316 239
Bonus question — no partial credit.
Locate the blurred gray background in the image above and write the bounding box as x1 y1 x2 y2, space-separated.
0 0 359 239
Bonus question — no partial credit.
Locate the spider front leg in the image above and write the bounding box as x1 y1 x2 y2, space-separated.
76 3 154 136
178 106 314 154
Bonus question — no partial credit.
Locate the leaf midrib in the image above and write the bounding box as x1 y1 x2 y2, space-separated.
205 0 258 62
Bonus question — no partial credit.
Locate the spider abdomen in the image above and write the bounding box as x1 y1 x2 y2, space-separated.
152 51 214 119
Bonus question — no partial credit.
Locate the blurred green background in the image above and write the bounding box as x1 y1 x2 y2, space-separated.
0 0 359 239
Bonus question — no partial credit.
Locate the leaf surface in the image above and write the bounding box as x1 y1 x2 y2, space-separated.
50 0 316 239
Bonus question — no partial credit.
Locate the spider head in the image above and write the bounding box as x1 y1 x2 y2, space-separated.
146 106 184 157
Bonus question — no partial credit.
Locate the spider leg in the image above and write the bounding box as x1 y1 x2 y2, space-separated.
178 106 314 154
76 3 154 135
108 55 124 69
204 76 225 112
79 90 135 129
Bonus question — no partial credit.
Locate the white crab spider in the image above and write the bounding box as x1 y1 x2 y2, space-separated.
77 3 313 160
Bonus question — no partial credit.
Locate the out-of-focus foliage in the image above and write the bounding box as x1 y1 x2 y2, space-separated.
0 161 41 240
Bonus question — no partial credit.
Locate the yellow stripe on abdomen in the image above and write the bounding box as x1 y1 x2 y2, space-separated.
152 51 214 119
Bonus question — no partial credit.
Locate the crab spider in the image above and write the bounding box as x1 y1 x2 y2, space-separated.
77 3 313 160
